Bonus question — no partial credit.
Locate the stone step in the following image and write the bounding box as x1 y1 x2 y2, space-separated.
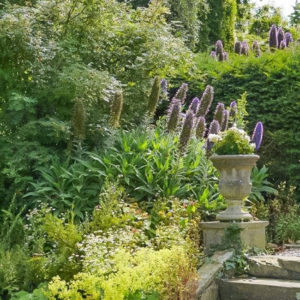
219 278 300 300
248 256 300 280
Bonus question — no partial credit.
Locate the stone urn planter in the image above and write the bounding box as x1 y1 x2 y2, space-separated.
210 154 259 221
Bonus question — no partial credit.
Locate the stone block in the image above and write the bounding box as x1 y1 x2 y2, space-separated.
200 221 268 253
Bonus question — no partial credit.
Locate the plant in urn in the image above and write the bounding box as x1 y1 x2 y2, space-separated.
208 120 264 221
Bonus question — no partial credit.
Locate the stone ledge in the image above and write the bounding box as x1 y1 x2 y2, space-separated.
200 221 269 229
196 250 234 299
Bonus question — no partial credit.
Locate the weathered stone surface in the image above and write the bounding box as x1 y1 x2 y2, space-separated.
210 155 259 221
200 221 268 253
248 256 290 279
196 250 234 299
219 278 300 300
199 282 219 300
248 256 300 280
278 256 300 274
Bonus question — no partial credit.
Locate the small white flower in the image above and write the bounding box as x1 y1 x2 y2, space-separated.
208 134 222 143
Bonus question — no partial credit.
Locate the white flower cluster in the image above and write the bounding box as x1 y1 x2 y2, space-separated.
208 133 222 143
228 126 250 142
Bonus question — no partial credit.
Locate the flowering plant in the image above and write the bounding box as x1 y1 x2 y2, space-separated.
208 124 262 155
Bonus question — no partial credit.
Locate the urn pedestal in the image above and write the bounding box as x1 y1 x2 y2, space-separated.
210 154 259 221
200 155 268 253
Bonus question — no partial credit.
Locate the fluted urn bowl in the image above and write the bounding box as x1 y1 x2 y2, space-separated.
210 154 259 221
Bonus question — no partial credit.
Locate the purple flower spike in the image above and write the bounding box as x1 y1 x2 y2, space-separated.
221 110 229 131
160 79 168 95
214 102 225 126
269 25 278 49
197 85 214 117
208 120 220 135
234 41 242 55
189 97 200 114
210 51 217 59
277 27 285 49
175 83 188 104
241 42 249 56
285 32 293 47
229 101 237 118
280 40 286 49
216 40 224 55
252 121 264 150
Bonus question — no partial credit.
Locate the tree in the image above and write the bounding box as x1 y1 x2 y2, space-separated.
207 0 237 49
250 5 287 38
290 1 300 26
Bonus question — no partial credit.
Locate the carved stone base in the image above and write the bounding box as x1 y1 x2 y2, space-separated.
200 221 269 253
216 200 253 221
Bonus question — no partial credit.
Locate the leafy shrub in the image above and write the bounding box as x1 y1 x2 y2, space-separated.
275 212 300 244
46 245 198 300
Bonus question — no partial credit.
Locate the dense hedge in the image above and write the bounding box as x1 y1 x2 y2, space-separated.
193 46 300 194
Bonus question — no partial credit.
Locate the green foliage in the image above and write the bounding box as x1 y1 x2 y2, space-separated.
275 212 300 244
110 91 124 128
249 166 278 203
72 99 86 141
249 5 287 38
99 126 223 213
290 3 300 26
207 0 237 49
212 127 255 155
46 245 198 300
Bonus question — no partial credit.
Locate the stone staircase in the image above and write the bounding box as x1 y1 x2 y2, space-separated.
219 256 300 300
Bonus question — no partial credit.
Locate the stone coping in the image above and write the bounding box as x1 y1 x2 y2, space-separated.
196 250 234 296
200 220 269 229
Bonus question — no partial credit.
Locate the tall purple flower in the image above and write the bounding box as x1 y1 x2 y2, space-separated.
223 52 228 61
277 27 285 49
229 101 237 118
197 85 214 117
279 40 286 49
189 97 200 114
206 120 220 151
179 109 194 151
241 42 249 56
269 25 278 50
252 41 261 57
218 52 227 62
251 121 264 150
167 99 182 132
210 51 217 60
160 79 168 95
174 83 188 104
208 120 220 135
216 40 224 56
234 41 242 55
221 110 229 131
285 32 293 47
214 102 225 126
195 117 206 139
